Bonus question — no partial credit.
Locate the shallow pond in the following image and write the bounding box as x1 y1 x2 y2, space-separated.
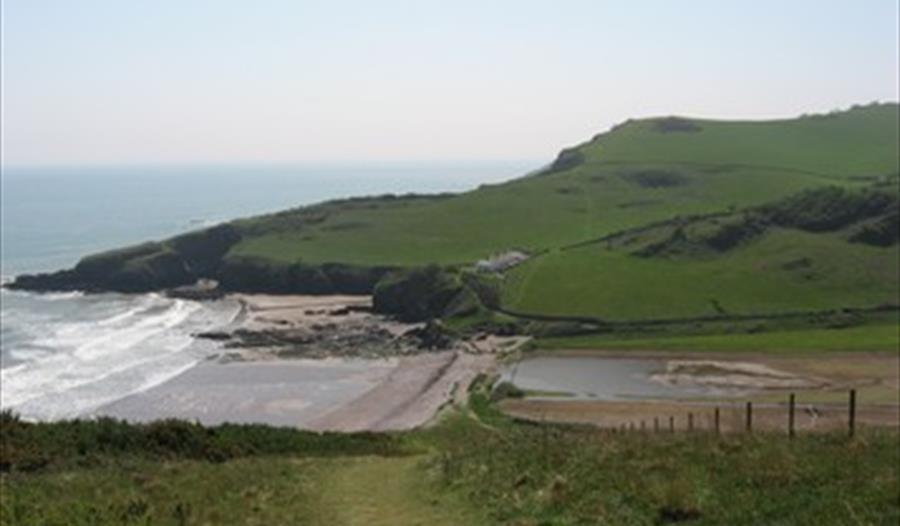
500 356 735 401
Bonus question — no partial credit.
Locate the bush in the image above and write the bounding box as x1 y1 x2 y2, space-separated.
761 186 897 233
491 381 525 401
0 413 413 472
373 265 470 322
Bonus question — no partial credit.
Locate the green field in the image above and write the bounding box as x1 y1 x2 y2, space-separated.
538 322 900 353
229 162 843 267
3 391 898 526
228 104 900 332
227 103 897 268
504 228 899 321
580 105 899 177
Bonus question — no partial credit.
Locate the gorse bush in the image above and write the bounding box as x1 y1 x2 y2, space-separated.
761 186 898 234
0 410 413 472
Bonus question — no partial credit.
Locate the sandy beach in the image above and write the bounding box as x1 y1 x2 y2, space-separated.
95 294 505 430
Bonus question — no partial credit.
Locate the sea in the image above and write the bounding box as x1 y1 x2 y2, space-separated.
0 161 536 420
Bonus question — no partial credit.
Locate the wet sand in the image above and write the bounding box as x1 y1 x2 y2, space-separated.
95 358 397 427
96 294 500 430
499 350 900 431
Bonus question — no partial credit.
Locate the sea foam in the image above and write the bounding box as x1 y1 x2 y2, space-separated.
0 290 240 421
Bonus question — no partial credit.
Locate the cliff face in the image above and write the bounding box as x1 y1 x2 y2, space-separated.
7 225 240 293
5 223 396 296
216 258 394 295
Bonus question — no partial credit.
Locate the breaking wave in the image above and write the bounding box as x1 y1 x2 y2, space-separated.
0 288 240 420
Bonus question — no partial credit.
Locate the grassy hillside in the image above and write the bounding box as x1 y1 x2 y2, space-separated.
3 397 898 525
229 163 840 266
579 104 899 177
503 188 900 321
13 103 898 333
227 103 897 270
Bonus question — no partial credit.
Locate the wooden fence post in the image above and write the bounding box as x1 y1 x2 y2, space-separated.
788 393 795 439
714 407 720 435
541 413 549 471
745 402 753 433
669 416 675 433
688 412 694 432
848 389 856 438
654 417 659 433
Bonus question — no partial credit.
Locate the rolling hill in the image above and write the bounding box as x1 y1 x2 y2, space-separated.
9 102 899 339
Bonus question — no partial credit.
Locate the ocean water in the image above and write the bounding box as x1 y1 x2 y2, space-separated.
0 161 536 420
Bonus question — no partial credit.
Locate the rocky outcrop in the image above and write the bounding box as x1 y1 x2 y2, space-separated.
6 225 241 293
215 258 394 295
372 265 480 322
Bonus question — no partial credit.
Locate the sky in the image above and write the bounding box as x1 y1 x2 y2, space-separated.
2 0 898 166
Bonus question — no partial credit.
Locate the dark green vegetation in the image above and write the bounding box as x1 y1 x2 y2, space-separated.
537 320 900 353
8 103 899 348
429 387 900 525
0 410 409 472
372 265 476 322
4 389 899 525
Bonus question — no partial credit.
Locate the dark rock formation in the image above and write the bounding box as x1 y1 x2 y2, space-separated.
402 320 457 350
165 280 225 301
6 225 241 293
215 258 393 295
536 147 586 176
373 265 472 322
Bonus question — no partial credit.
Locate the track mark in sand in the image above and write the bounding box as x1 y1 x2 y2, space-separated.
308 455 486 526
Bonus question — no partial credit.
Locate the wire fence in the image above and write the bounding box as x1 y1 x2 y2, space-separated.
608 389 861 438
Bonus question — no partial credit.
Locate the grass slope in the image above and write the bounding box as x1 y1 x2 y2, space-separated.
504 228 899 321
308 455 487 526
228 104 898 270
581 104 899 178
224 104 899 330
5 398 897 525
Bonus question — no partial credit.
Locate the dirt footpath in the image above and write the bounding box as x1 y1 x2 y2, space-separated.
310 351 494 432
305 455 488 526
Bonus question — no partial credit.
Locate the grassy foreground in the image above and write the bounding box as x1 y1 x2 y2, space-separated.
3 390 899 525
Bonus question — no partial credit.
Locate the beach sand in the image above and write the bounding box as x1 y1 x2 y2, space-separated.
95 358 396 427
95 294 501 430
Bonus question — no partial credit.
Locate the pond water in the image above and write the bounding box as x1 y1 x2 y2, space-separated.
500 356 732 401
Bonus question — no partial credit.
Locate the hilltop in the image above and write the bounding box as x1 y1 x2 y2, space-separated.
8 103 899 344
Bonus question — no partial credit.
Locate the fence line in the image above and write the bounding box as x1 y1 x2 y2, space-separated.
611 389 859 438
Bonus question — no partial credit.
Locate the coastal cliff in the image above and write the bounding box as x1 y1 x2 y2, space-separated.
5 223 393 296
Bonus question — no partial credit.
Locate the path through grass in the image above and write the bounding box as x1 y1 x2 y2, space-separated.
307 455 486 526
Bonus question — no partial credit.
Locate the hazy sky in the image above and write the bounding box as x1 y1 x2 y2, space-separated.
2 0 898 166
